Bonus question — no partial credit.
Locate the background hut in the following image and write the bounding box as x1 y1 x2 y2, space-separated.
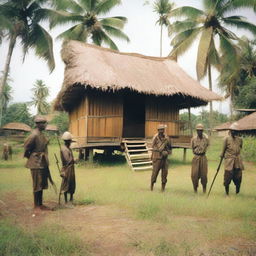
213 122 233 137
234 112 256 136
1 122 31 136
54 41 221 167
46 124 59 134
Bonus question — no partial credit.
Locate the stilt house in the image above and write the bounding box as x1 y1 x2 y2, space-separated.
54 41 221 167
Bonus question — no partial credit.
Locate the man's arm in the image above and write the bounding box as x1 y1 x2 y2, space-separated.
220 137 227 158
24 134 36 158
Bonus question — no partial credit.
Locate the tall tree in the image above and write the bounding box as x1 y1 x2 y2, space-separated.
0 81 12 126
30 80 50 115
47 0 130 50
0 0 55 97
153 0 174 57
169 0 256 119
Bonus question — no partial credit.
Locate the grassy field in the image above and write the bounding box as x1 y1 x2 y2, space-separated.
0 135 256 256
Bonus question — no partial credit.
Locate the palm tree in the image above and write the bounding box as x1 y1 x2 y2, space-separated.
30 80 50 115
169 0 256 117
153 0 174 57
0 0 55 97
47 0 130 50
0 79 12 126
219 37 256 116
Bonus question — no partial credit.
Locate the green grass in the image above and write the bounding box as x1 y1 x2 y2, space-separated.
0 135 256 255
0 220 90 256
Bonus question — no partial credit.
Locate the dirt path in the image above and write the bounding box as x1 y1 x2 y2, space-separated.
1 193 256 256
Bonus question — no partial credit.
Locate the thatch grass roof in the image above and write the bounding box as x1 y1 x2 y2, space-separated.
54 40 222 111
214 122 233 131
235 112 256 131
46 124 58 131
2 122 31 132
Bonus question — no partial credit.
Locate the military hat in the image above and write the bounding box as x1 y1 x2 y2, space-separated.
34 115 47 123
229 122 239 130
158 124 167 130
196 123 204 130
62 131 73 141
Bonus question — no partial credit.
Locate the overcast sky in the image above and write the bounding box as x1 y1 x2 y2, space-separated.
0 0 255 115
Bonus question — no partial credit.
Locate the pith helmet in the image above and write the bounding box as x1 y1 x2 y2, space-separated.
158 124 167 130
196 123 204 130
229 122 239 130
62 131 73 141
34 115 47 123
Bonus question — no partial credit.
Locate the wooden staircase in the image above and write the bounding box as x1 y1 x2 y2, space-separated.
123 138 153 171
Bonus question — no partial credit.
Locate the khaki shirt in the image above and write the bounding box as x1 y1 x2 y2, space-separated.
60 145 74 167
24 128 49 169
191 135 209 155
221 135 244 171
151 133 172 160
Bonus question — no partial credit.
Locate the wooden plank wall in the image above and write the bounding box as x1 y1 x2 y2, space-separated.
145 97 179 137
87 93 123 139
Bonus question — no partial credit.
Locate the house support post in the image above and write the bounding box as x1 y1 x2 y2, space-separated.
88 148 93 163
183 148 187 162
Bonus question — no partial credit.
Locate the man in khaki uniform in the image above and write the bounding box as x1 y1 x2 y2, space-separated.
24 116 50 210
150 124 172 191
221 122 244 195
2 143 10 160
60 131 76 204
191 124 209 193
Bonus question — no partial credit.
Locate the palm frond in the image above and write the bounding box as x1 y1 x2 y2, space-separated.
100 17 127 29
168 20 197 35
102 25 130 42
95 0 121 15
98 30 119 50
208 39 221 71
170 6 205 19
169 27 202 57
27 24 55 72
223 17 256 35
57 23 88 41
52 0 84 13
196 27 213 80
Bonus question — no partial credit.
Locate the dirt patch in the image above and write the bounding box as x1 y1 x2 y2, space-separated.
1 193 256 256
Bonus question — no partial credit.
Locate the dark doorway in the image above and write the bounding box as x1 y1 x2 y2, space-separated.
123 94 145 138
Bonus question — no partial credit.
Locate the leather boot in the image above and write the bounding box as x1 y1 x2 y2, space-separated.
203 186 207 194
225 185 229 195
38 191 43 206
33 193 38 208
236 185 240 194
150 182 154 191
161 183 166 192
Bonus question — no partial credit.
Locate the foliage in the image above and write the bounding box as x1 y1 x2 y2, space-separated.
2 102 33 126
0 221 89 256
153 0 174 56
180 110 229 130
50 111 69 133
48 0 129 50
30 79 50 115
242 136 256 162
0 83 12 114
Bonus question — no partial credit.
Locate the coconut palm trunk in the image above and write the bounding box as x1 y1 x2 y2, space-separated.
160 24 163 57
0 33 17 97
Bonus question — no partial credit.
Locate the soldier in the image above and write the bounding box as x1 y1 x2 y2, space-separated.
150 124 172 191
221 122 244 195
191 124 209 193
24 116 51 210
60 131 76 204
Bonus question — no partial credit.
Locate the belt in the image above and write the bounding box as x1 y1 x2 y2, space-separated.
194 153 205 156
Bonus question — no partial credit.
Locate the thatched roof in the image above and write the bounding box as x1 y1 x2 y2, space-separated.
54 40 222 111
46 124 58 131
2 122 31 132
235 112 256 131
214 122 233 131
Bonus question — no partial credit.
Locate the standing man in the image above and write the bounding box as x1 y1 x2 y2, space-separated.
24 116 51 210
221 122 244 195
60 131 76 204
150 124 172 191
2 143 9 160
191 124 209 193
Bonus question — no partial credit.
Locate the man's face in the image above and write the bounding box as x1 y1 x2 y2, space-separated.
158 128 165 135
230 130 236 137
197 129 203 137
65 140 72 147
36 122 47 131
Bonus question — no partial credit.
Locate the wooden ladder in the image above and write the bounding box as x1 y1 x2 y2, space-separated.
123 138 153 171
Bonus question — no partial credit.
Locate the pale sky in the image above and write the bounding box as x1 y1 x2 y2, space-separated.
0 0 255 115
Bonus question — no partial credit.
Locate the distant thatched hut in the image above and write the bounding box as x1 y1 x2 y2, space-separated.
54 41 221 153
1 122 32 136
235 112 256 136
46 124 59 133
213 122 233 137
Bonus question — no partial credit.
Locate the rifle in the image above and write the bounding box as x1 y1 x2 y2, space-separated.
46 166 57 195
54 153 62 205
207 156 224 198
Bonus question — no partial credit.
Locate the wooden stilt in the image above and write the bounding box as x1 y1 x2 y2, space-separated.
183 148 187 162
88 148 93 163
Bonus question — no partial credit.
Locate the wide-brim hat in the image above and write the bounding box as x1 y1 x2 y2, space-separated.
229 122 239 130
196 123 204 130
34 115 47 123
158 124 167 130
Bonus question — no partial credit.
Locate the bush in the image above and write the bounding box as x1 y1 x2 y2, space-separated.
242 136 256 162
